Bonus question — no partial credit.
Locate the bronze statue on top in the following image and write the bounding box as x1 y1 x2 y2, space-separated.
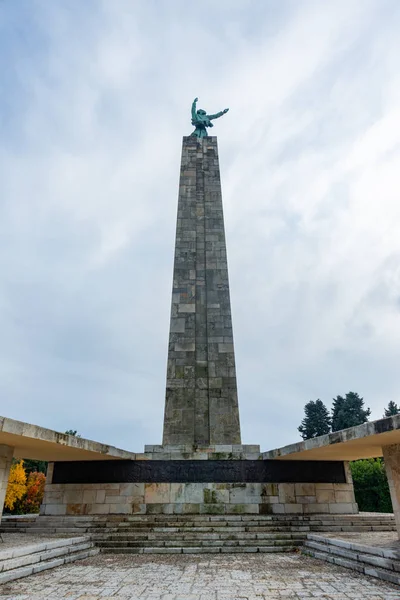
190 97 229 138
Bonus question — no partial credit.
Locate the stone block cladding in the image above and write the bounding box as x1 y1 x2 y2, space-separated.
41 452 357 516
41 481 356 516
163 136 241 446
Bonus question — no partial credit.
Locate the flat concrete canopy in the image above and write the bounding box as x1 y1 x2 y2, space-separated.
0 416 136 461
263 415 400 461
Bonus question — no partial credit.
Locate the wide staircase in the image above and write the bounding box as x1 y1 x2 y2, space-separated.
1 513 396 555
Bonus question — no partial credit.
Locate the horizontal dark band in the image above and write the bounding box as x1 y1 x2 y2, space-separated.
52 460 346 485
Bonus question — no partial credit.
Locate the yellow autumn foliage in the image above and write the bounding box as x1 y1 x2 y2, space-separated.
4 460 27 511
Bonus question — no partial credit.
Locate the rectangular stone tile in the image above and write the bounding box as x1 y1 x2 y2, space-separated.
278 484 295 504
328 502 355 514
144 483 171 504
295 483 315 496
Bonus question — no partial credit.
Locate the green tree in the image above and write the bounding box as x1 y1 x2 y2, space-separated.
384 401 400 417
298 399 331 440
22 459 48 475
331 392 371 432
350 458 392 512
65 429 81 437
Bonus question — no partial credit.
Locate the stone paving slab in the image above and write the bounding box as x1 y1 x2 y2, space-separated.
0 552 399 599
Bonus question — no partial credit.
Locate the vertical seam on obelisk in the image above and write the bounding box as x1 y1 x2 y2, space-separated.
194 139 210 445
203 141 210 445
193 142 198 446
194 141 199 446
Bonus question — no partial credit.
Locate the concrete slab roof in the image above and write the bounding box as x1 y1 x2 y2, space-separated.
262 415 400 461
0 416 136 461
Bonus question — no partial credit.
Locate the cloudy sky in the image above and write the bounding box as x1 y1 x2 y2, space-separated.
1 0 400 453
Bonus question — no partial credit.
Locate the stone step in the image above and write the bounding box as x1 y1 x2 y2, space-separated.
309 525 395 532
27 512 395 519
100 545 298 554
2 520 309 528
1 525 395 541
40 515 395 522
27 516 384 520
302 534 400 587
93 532 306 541
3 514 395 525
0 524 287 531
96 539 304 548
0 541 93 572
0 527 94 535
2 517 395 528
0 537 99 584
2 524 394 537
110 520 391 527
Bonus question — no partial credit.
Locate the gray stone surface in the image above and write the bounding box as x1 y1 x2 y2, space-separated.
163 136 241 446
39 481 358 515
1 552 399 599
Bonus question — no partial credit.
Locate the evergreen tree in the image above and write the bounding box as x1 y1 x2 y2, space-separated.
331 395 345 431
384 401 400 417
23 459 48 475
331 391 371 432
65 429 81 438
298 399 331 440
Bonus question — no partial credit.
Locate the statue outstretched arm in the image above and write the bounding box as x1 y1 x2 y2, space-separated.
191 97 198 120
207 108 229 120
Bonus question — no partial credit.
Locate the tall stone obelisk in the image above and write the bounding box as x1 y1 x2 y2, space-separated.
163 135 241 446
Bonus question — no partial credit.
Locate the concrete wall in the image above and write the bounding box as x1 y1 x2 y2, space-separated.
0 445 14 515
382 443 400 536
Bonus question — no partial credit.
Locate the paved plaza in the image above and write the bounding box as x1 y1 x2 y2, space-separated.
0 553 399 600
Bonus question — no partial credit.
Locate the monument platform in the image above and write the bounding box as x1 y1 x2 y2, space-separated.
39 441 356 517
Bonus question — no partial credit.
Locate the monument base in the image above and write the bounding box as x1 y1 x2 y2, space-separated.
40 445 358 517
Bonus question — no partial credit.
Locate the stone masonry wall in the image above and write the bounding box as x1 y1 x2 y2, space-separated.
41 481 357 516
